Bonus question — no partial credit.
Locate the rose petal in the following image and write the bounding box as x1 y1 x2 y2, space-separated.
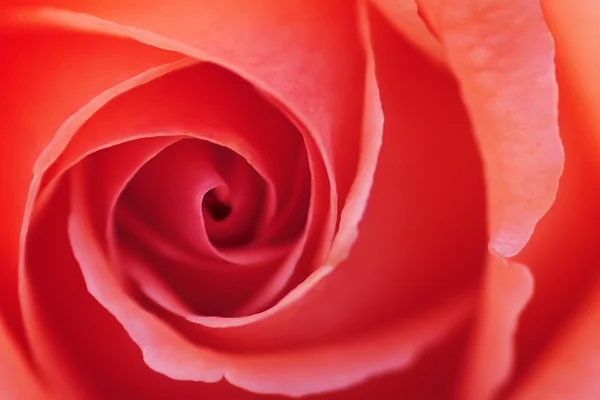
0 318 46 400
416 0 563 258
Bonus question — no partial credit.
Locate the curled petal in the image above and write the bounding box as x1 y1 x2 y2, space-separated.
416 0 563 257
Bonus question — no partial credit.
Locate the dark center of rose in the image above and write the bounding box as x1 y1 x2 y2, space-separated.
203 189 232 221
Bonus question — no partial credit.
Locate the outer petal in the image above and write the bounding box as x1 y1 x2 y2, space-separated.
408 1 563 398
0 318 47 400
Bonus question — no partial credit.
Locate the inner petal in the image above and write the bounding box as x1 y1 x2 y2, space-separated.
118 139 267 251
112 139 290 317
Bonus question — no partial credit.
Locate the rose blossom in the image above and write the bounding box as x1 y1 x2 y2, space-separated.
0 0 597 399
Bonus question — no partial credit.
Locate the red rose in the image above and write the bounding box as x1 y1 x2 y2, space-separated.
1 0 595 399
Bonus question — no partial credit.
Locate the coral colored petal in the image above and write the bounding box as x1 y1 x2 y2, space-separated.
369 0 445 64
508 279 600 400
459 255 533 400
0 319 47 400
416 0 564 257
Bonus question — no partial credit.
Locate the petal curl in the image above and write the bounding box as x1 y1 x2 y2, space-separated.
416 0 563 258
